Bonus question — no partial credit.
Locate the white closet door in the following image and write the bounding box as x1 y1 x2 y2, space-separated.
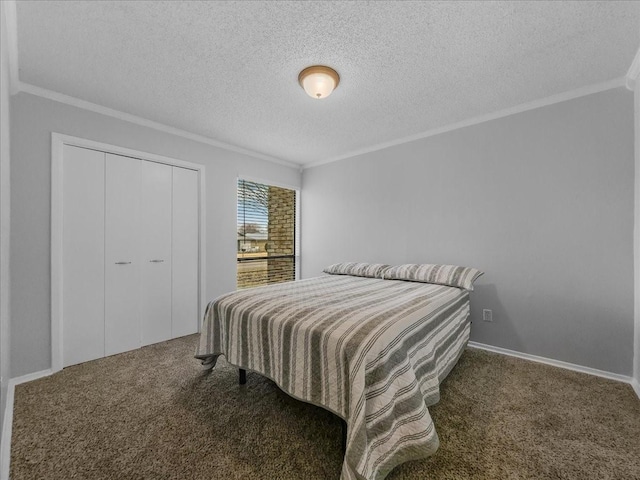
62 145 105 367
172 167 199 338
105 154 141 356
140 161 173 346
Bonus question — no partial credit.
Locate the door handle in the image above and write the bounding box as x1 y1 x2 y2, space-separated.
150 259 164 263
115 261 132 265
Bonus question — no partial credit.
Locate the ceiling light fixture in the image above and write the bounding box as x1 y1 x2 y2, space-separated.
298 65 340 99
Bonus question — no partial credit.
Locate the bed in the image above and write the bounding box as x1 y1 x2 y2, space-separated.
196 266 478 480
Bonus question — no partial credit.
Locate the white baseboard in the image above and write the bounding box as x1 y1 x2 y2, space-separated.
10 369 52 387
468 341 635 387
0 382 14 480
0 369 52 480
631 378 640 400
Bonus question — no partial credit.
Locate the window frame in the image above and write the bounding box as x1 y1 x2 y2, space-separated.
236 175 301 286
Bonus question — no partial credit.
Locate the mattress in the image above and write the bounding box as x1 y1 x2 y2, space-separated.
196 274 470 480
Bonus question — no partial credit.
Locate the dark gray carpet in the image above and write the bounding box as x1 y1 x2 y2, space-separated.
10 335 640 480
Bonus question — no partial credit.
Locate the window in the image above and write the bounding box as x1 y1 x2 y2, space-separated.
237 179 297 288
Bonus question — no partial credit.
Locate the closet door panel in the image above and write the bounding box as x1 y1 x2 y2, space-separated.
140 161 173 346
172 167 199 338
105 154 141 356
62 145 105 367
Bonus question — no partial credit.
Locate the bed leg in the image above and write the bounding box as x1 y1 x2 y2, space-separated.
239 368 247 385
341 419 347 453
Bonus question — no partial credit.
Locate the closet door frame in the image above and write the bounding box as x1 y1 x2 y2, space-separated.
51 133 206 373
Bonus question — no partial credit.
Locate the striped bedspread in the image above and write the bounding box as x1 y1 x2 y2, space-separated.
196 275 470 480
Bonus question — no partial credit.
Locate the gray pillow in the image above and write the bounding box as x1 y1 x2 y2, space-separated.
323 262 391 279
383 264 483 291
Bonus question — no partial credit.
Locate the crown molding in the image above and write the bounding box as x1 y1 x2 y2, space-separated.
16 82 300 169
627 45 640 90
304 76 627 169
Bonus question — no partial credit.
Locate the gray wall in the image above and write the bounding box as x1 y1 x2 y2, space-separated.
10 92 301 377
1 1 12 436
301 87 635 376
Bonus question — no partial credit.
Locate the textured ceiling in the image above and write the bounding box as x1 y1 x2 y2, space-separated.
15 1 640 166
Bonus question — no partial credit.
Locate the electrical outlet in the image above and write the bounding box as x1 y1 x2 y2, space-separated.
482 309 493 322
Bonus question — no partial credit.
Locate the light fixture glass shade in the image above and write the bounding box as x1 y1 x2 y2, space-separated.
298 66 340 99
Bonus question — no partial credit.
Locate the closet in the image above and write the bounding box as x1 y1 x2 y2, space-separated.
62 145 199 367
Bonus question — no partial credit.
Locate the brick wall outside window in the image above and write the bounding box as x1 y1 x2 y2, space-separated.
237 180 296 289
266 185 296 284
